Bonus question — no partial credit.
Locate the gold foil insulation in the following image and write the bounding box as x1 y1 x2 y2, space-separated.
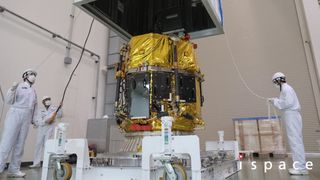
177 40 200 72
128 33 200 73
128 33 172 69
116 33 204 132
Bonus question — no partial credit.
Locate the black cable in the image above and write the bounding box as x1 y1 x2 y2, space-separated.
56 18 95 112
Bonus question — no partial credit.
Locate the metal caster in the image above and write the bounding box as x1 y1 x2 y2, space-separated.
53 161 72 180
163 163 187 180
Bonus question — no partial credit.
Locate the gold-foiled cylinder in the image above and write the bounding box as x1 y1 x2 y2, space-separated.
128 33 172 69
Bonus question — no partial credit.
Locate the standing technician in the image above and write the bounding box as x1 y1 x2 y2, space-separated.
0 69 38 178
269 72 308 175
29 96 62 168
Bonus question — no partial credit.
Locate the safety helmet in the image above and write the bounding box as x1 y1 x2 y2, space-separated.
272 72 286 84
42 96 51 102
22 69 37 79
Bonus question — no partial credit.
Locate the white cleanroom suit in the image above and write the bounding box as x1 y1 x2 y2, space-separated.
32 105 62 166
0 81 38 173
272 83 306 170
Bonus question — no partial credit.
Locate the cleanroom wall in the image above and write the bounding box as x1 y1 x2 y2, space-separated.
0 0 108 161
194 0 320 152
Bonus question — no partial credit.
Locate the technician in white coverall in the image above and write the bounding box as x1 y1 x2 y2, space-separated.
269 72 308 175
29 96 62 168
0 69 38 178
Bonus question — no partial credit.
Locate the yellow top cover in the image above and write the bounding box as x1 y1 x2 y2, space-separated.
128 33 172 69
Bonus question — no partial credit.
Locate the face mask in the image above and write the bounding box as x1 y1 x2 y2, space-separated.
44 100 52 106
27 75 36 83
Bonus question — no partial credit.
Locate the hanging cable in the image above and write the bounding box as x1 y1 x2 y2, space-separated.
271 101 280 121
268 99 271 120
35 10 82 70
221 2 280 131
220 1 266 100
225 27 281 133
267 100 279 118
0 84 4 103
224 32 267 100
56 18 95 112
224 21 283 135
0 84 5 123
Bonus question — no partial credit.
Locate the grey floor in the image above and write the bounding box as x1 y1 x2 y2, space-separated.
0 157 319 180
0 168 41 180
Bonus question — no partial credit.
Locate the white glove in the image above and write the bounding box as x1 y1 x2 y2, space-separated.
11 82 18 91
268 98 275 104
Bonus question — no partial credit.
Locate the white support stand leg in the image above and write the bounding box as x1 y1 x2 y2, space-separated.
206 140 240 171
41 139 55 180
142 135 201 180
41 139 90 180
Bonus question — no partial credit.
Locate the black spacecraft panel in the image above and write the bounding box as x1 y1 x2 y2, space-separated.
152 72 172 100
178 74 196 103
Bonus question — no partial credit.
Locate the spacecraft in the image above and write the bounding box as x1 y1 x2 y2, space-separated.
40 1 240 180
115 33 205 133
